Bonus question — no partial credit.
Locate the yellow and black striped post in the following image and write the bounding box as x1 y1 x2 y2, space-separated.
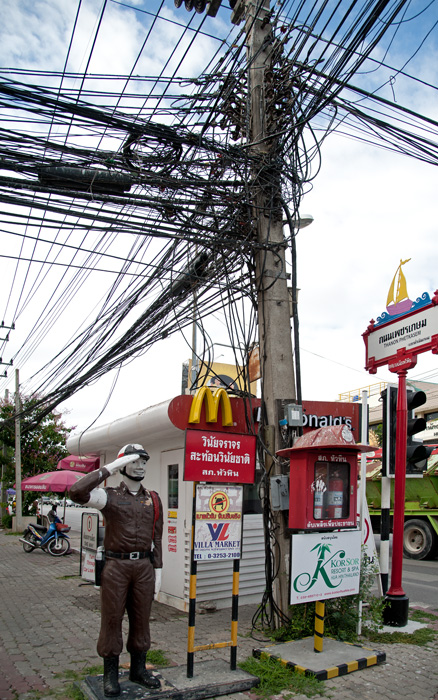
187 483 197 678
314 601 325 653
230 558 240 670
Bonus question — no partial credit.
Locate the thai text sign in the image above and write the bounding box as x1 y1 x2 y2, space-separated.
364 303 438 372
290 530 361 604
81 512 99 551
194 484 243 561
184 429 256 483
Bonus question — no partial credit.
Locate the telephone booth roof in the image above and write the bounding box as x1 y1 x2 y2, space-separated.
277 424 375 457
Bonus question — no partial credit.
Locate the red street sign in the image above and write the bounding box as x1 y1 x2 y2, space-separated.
184 429 256 483
363 294 438 373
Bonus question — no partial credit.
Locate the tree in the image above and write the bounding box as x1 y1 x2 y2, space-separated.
0 394 75 516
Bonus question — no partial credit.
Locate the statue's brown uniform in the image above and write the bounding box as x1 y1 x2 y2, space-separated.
70 467 163 658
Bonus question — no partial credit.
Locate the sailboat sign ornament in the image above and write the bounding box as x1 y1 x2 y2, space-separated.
363 261 438 374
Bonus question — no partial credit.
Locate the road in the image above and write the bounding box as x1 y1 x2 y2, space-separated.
44 505 438 611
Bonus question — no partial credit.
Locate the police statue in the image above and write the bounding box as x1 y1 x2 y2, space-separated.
70 444 163 697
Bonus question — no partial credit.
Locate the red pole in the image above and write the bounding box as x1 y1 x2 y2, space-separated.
387 369 407 596
384 366 410 626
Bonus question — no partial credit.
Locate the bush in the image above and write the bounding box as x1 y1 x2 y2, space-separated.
1 513 13 529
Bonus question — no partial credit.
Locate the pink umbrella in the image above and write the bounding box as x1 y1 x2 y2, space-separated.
21 470 85 492
21 470 85 523
57 454 99 473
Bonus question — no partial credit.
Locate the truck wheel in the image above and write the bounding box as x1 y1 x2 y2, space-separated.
403 519 437 560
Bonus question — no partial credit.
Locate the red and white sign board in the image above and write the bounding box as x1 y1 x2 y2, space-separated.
363 300 438 373
184 429 256 483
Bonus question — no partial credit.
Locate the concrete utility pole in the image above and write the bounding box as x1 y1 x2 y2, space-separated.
242 0 296 623
14 369 23 531
0 389 8 523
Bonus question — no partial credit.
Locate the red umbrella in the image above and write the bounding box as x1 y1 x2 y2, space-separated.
21 470 85 492
57 454 99 473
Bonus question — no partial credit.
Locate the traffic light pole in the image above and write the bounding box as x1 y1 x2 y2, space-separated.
384 366 412 626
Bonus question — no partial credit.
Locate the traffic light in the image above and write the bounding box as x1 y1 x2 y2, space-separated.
406 389 432 474
381 384 397 476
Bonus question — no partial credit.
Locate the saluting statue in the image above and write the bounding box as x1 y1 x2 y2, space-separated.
70 444 163 697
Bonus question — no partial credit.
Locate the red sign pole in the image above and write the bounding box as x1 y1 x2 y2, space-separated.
384 361 415 626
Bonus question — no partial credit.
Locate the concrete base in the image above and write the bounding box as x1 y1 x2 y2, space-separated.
79 659 259 700
253 637 386 681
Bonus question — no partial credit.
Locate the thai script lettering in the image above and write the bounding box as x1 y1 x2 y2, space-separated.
379 319 427 344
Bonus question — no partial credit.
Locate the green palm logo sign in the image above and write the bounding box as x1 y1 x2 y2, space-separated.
293 543 346 593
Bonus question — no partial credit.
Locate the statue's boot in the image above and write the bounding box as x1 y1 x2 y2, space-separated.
103 656 120 697
129 652 161 689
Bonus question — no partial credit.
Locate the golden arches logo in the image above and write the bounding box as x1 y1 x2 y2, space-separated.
188 387 233 426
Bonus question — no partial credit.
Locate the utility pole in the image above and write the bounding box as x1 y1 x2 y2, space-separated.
239 0 296 623
0 389 9 523
14 369 23 531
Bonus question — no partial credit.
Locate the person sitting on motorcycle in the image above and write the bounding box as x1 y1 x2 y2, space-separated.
41 507 62 545
47 504 60 523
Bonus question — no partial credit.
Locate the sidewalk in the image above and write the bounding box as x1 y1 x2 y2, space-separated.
1 528 438 700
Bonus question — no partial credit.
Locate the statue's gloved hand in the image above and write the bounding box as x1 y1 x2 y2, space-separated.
105 453 140 475
154 569 162 599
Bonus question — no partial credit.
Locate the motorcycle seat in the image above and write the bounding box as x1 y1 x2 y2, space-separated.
30 523 47 532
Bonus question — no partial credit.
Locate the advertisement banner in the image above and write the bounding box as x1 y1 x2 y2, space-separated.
194 484 243 561
290 530 361 604
184 429 256 483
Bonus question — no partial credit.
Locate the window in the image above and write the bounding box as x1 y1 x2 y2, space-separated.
168 464 179 509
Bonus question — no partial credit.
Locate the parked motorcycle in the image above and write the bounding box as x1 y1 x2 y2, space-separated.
20 521 71 557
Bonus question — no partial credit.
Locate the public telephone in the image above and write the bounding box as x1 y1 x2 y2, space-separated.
278 424 373 531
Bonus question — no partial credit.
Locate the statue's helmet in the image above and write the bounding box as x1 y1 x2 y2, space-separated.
117 444 149 482
117 443 150 462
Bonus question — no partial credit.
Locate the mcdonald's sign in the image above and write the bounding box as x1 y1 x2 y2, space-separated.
188 387 234 427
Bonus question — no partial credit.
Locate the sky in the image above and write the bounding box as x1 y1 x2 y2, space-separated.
0 0 437 437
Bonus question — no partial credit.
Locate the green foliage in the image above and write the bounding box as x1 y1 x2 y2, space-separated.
1 513 12 528
146 648 170 667
366 626 436 646
0 393 75 514
239 656 325 698
410 609 438 622
371 424 382 447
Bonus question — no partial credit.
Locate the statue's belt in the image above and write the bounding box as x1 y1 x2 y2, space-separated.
105 550 152 561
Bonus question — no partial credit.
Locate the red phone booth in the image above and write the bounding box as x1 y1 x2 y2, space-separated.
277 425 373 531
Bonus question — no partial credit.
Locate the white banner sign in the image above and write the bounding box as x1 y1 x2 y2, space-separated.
194 484 242 561
367 304 438 365
290 530 361 604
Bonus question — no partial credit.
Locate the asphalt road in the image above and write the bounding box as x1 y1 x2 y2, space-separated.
46 505 438 611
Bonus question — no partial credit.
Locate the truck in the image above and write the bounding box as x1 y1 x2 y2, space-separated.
366 452 438 560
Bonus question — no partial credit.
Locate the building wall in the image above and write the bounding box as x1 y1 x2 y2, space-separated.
67 400 267 611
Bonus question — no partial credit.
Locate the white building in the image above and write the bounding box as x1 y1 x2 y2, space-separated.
67 399 265 612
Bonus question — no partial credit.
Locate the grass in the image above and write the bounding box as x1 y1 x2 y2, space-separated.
239 656 326 698
410 609 438 622
365 626 436 646
146 648 170 667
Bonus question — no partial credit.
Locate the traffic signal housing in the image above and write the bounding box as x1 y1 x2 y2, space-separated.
381 385 432 476
406 389 432 474
381 384 397 477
